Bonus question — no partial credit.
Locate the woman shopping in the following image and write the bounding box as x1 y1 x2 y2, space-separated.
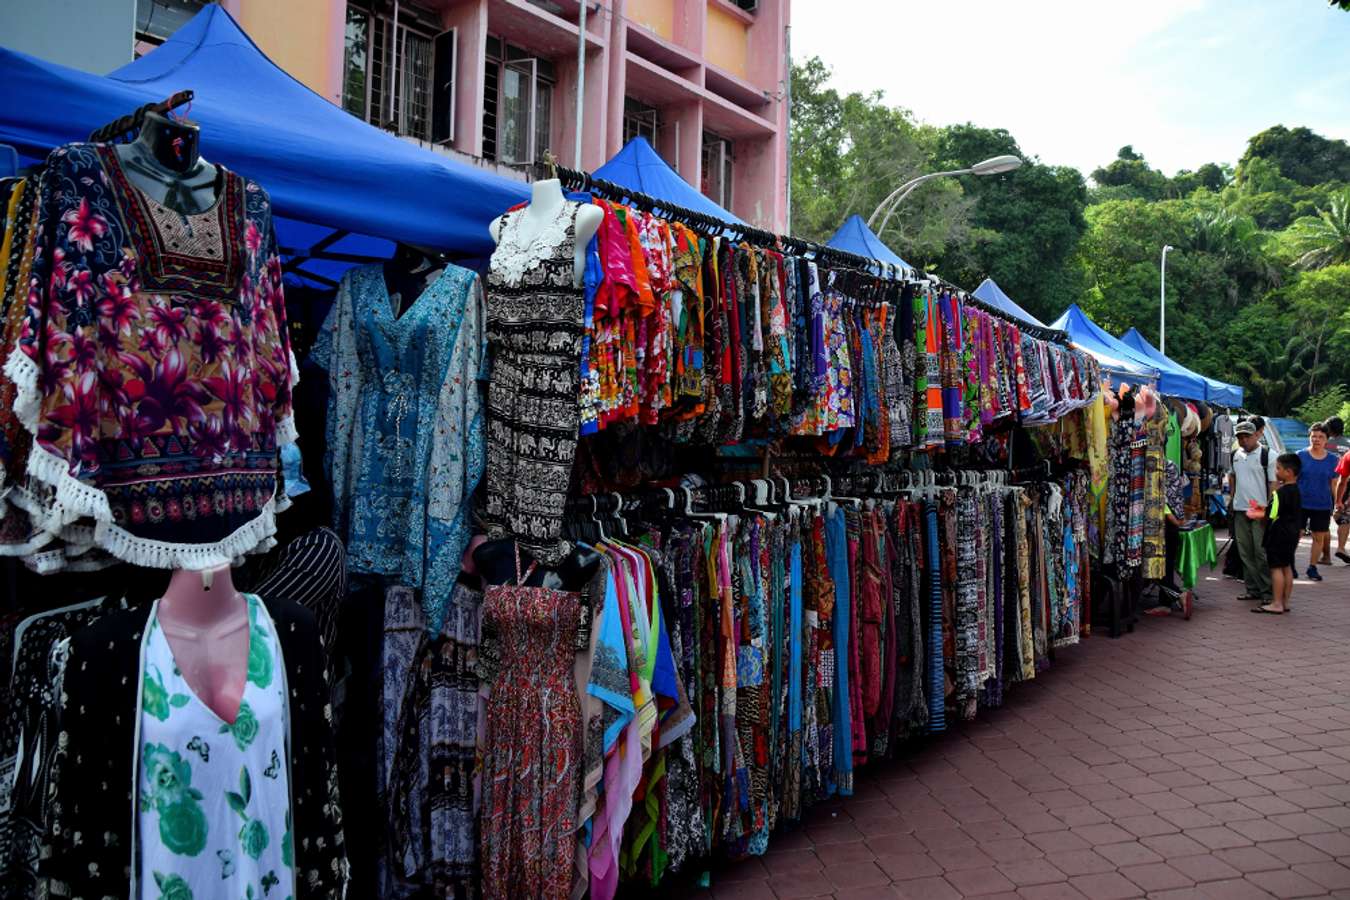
1297 422 1340 581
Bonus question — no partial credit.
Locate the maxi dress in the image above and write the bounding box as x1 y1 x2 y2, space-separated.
479 546 583 900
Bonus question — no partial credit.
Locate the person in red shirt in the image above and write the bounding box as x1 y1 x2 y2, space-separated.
1334 446 1350 564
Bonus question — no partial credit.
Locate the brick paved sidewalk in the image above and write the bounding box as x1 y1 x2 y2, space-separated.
701 533 1350 899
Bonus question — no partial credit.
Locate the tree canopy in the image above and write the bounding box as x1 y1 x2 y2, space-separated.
789 56 1350 416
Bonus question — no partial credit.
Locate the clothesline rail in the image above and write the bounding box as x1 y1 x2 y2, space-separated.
545 159 1072 346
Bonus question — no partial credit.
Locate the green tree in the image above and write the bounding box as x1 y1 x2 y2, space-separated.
1285 265 1350 396
1285 189 1350 269
788 57 970 264
1183 208 1282 301
931 125 1089 322
1238 125 1350 187
1090 146 1169 201
1237 335 1329 414
1294 384 1350 424
1168 162 1230 198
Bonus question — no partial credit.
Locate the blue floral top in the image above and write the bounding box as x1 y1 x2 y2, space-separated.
314 263 485 634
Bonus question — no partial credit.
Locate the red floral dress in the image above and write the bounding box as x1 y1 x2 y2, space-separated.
480 550 583 900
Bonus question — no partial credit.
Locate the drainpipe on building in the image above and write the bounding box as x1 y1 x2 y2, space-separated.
784 22 792 234
575 0 587 167
388 0 401 128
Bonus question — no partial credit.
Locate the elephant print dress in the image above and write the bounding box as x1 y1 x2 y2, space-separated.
482 201 587 565
136 593 293 900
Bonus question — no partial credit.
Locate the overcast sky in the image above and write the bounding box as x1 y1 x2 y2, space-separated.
790 0 1350 176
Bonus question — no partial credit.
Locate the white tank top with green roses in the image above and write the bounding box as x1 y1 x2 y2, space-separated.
136 593 294 900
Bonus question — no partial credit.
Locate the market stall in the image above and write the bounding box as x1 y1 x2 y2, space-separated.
826 212 914 273
972 276 1046 327
1 11 1196 899
1051 303 1162 387
1119 326 1244 407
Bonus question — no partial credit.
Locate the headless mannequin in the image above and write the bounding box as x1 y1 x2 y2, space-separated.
489 178 603 287
474 538 602 592
158 565 250 723
385 242 446 317
114 109 220 216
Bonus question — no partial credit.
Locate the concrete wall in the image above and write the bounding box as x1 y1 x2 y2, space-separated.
627 0 674 40
232 0 346 104
704 1 747 79
0 0 135 73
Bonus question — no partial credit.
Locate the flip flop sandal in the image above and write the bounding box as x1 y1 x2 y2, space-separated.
1251 606 1285 615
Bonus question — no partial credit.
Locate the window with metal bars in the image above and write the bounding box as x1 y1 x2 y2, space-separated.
623 98 659 147
482 37 556 165
343 1 447 142
702 132 733 210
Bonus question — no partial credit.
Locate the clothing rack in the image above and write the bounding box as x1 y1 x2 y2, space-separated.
88 90 196 144
548 160 1072 346
564 464 1062 530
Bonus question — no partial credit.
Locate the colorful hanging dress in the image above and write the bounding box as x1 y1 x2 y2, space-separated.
315 263 485 634
480 548 583 900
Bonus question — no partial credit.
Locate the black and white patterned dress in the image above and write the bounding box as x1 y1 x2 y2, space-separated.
482 201 586 564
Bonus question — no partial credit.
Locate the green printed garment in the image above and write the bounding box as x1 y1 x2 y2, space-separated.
137 594 294 899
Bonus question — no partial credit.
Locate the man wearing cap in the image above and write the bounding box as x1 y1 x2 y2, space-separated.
1230 419 1277 602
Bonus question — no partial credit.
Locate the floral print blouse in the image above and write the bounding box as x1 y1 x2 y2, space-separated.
138 594 293 900
7 143 296 570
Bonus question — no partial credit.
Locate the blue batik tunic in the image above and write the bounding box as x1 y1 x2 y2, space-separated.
315 263 485 634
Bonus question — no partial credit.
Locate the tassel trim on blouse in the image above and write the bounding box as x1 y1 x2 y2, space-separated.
4 346 290 570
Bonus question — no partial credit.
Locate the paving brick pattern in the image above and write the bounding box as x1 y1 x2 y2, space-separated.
696 535 1350 898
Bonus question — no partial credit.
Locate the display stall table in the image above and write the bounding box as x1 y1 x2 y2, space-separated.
1177 522 1218 590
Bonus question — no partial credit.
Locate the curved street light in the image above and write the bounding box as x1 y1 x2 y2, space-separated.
867 154 1024 238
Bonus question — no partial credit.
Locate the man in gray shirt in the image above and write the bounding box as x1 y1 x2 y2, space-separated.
1229 419 1276 602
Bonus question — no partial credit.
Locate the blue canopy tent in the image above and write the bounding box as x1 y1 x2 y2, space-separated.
0 5 529 286
1090 325 1209 399
971 278 1045 328
826 214 912 273
1049 304 1160 386
594 136 741 223
1119 328 1244 407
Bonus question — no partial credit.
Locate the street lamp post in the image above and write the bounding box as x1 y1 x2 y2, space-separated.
867 155 1023 238
1160 244 1174 355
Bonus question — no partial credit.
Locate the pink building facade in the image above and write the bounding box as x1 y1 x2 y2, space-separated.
330 0 790 231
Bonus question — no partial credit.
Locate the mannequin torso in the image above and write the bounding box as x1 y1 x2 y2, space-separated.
114 109 220 216
157 565 250 722
474 538 602 591
490 178 602 286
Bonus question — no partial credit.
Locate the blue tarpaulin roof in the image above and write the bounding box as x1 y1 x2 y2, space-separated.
1119 328 1244 407
971 278 1044 327
594 136 741 223
1049 304 1160 385
826 214 912 271
0 5 529 283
